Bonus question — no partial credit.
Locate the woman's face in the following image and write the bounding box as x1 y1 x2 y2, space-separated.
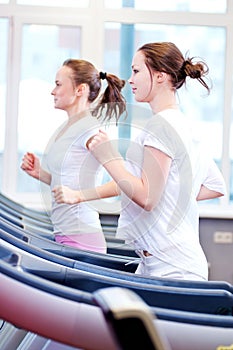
128 50 154 103
51 65 77 112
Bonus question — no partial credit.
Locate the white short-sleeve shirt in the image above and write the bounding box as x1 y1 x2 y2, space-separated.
117 109 226 279
44 114 103 236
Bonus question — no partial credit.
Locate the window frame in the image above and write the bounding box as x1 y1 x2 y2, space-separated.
0 0 232 218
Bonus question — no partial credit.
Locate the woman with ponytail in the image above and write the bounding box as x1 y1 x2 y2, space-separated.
21 58 126 253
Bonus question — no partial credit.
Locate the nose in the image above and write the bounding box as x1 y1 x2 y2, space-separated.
128 74 133 84
51 88 55 95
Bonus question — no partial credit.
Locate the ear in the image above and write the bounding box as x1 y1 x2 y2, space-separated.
75 83 87 96
156 72 167 83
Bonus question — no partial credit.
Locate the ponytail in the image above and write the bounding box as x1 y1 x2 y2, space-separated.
92 72 126 124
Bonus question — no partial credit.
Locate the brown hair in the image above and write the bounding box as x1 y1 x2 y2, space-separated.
63 59 126 123
138 42 210 93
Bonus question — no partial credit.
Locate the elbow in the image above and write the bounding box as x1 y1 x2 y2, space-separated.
143 205 153 212
132 191 161 211
141 198 158 212
143 203 156 212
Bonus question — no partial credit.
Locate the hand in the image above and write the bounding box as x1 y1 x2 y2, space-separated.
88 130 122 165
21 152 41 179
52 185 81 204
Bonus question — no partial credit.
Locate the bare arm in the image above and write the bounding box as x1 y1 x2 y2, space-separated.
52 180 119 204
21 152 51 185
196 185 224 201
88 130 171 211
196 158 226 201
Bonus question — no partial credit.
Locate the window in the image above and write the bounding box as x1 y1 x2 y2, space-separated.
104 0 227 13
104 23 225 183
231 102 233 203
0 18 8 189
104 18 232 211
17 24 81 192
0 0 232 214
17 0 89 7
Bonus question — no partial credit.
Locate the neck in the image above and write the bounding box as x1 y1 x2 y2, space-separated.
67 103 91 124
66 110 89 127
152 103 179 114
149 89 178 114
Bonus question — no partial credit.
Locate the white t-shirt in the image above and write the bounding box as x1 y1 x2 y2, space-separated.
117 109 226 279
44 115 103 236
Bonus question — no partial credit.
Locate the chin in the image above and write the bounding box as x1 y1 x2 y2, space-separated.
134 97 144 103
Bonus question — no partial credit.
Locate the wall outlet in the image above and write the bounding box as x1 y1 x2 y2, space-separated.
214 231 233 244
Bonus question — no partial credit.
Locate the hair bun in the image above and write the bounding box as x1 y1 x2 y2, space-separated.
181 59 202 79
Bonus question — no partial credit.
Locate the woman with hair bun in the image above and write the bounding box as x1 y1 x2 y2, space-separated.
88 42 226 280
21 58 126 253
